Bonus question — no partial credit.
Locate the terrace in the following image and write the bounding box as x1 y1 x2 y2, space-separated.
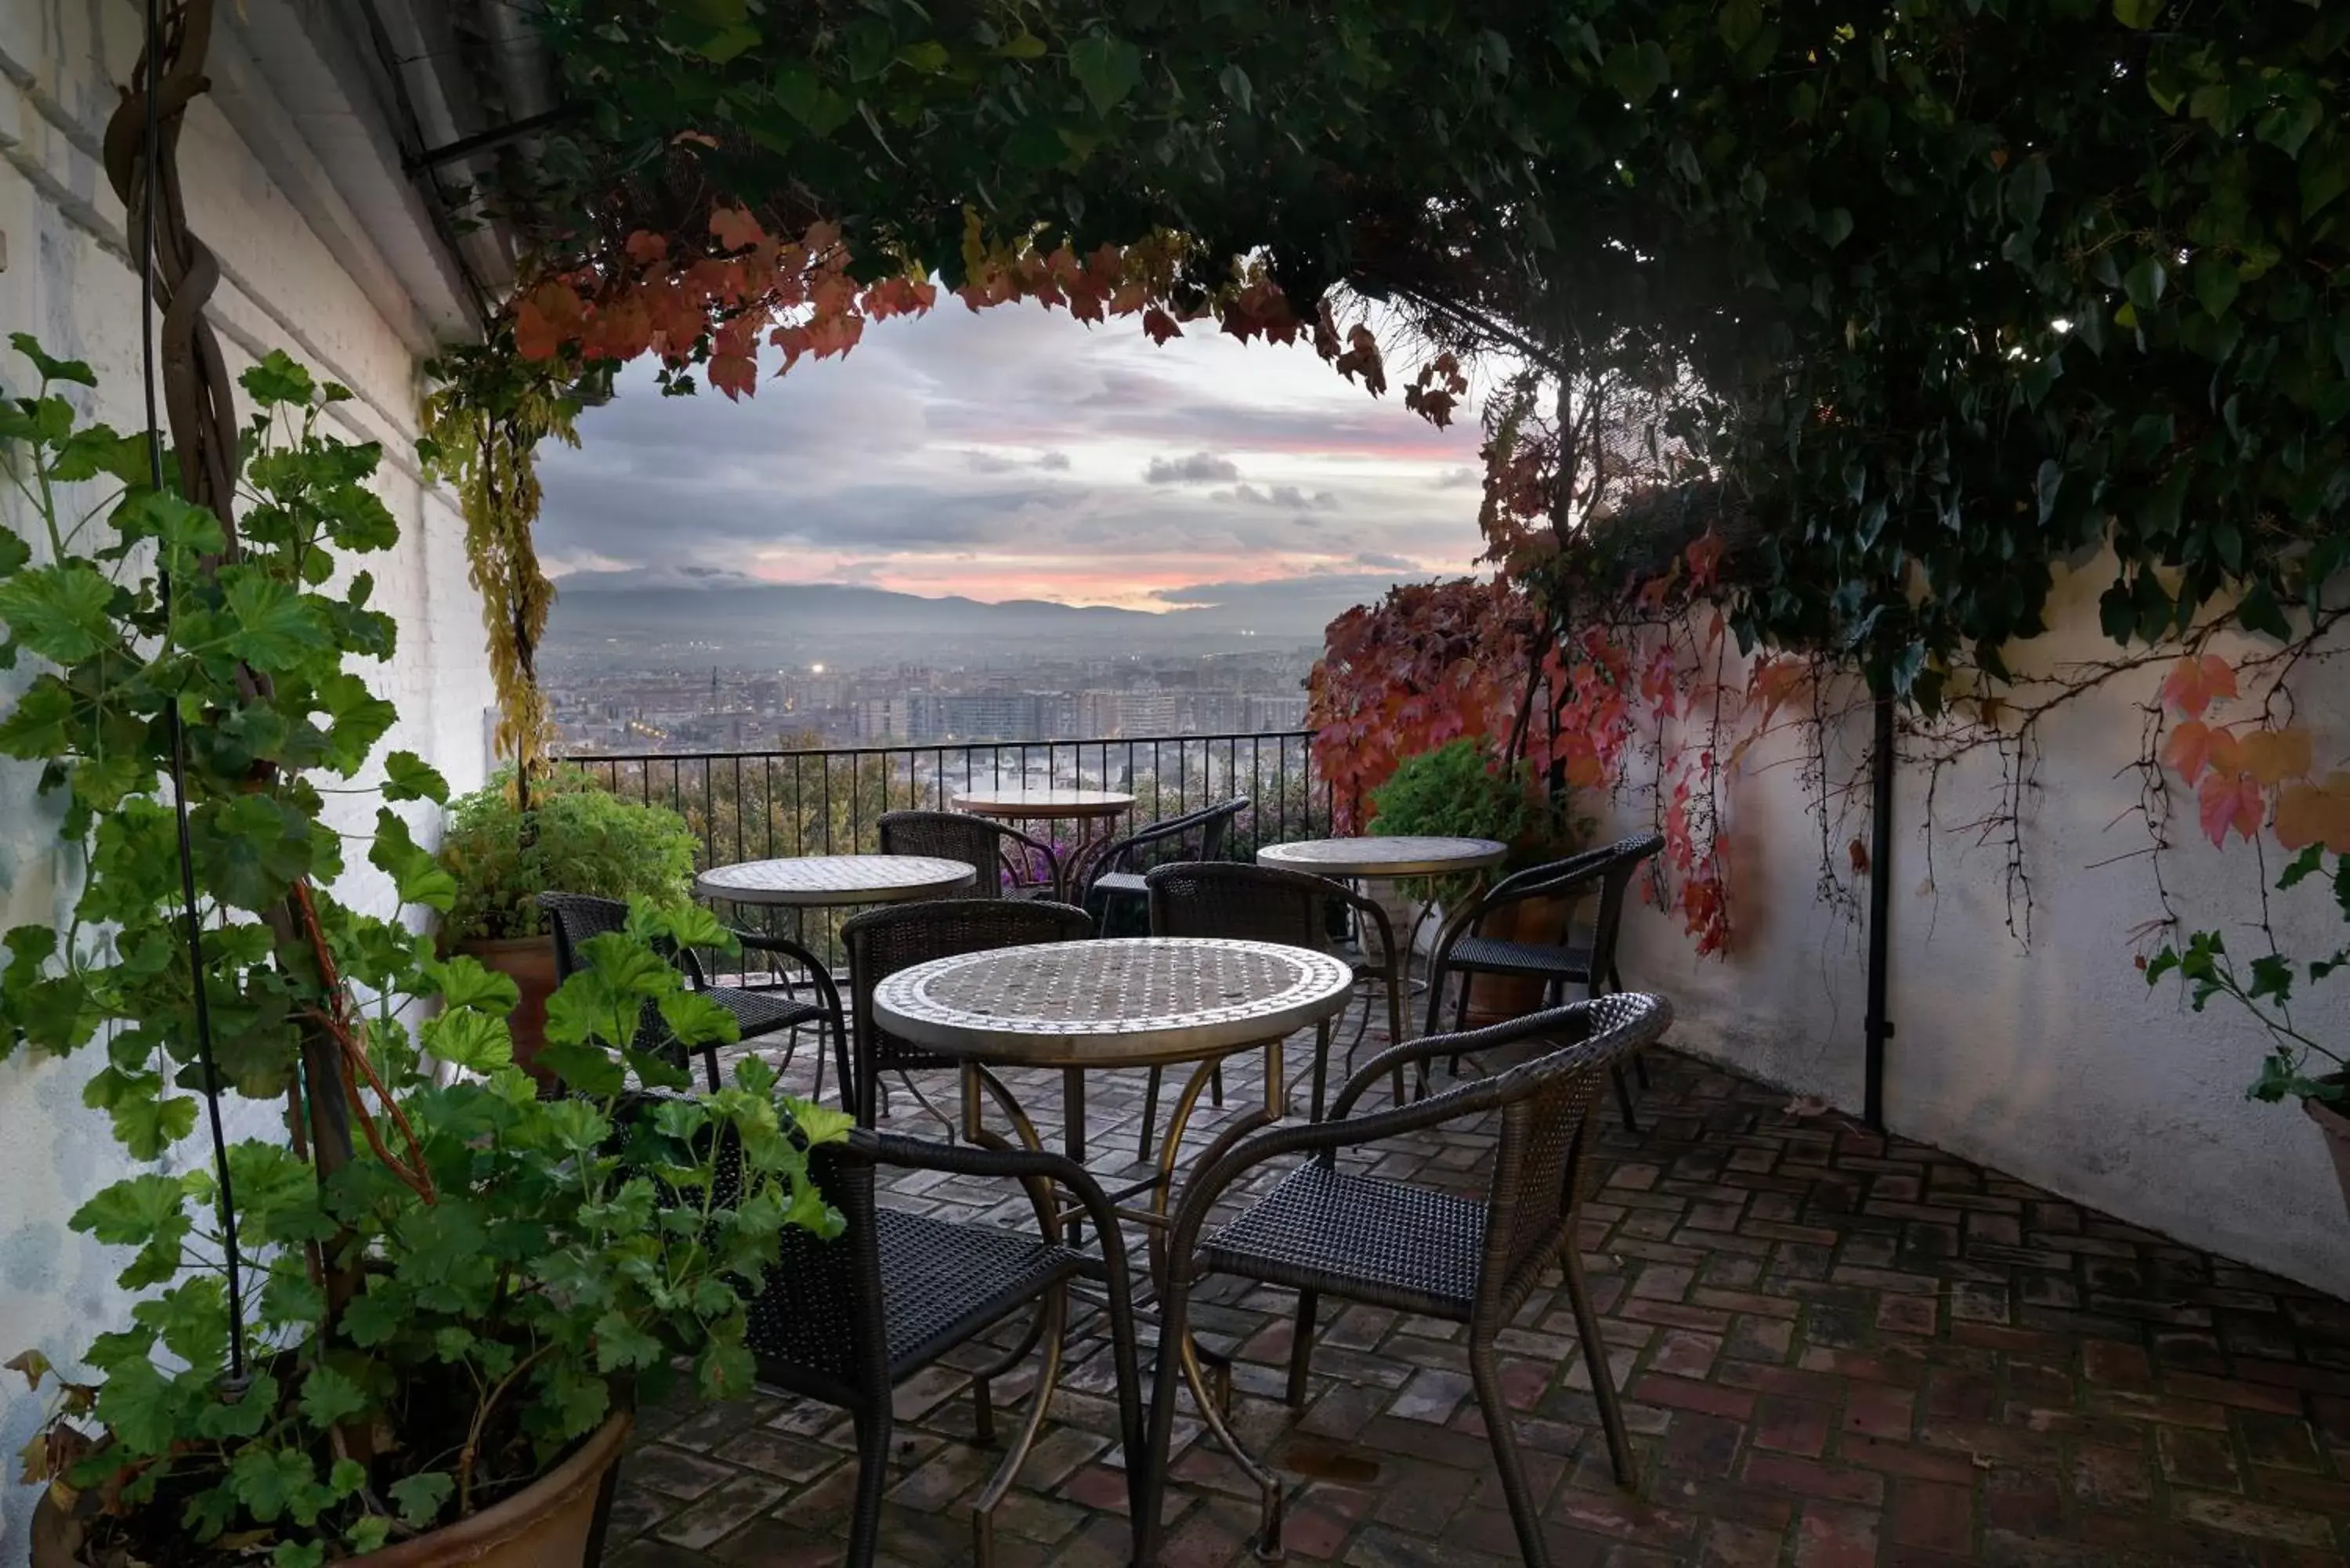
5 5 2348 1568
607 1038 2350 1568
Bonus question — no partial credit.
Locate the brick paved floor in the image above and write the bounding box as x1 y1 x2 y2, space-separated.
609 1025 2350 1566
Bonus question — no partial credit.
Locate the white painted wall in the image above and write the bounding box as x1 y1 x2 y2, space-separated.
1618 557 2350 1299
0 5 495 1556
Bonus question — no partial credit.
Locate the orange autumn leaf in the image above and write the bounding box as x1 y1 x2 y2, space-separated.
2236 726 2313 786
1685 531 1726 590
2196 769 2264 847
2159 652 2237 719
2274 772 2350 854
707 352 757 400
1141 307 1183 345
624 230 669 266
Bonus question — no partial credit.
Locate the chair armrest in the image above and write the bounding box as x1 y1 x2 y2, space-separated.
995 823 1067 896
727 930 844 1023
1167 995 1671 1270
868 1133 1137 1285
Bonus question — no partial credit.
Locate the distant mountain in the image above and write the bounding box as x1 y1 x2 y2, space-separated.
543 569 1421 665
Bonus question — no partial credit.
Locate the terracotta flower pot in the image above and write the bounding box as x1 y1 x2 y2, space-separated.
31 1413 630 1568
1463 893 1571 1027
461 934 561 1094
2306 1089 2350 1223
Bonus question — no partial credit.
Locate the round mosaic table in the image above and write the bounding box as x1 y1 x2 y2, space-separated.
877 937 1355 1260
951 786 1136 822
693 854 977 908
1255 835 1507 879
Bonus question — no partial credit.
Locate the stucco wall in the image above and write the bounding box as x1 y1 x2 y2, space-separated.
0 6 494 1556
1618 559 2350 1299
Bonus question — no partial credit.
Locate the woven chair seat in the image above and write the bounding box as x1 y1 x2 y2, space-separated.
877 1211 1083 1373
1091 870 1147 901
1444 935 1593 979
1205 1163 1486 1319
709 983 830 1040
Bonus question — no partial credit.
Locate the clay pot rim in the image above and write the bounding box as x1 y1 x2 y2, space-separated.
454 933 557 956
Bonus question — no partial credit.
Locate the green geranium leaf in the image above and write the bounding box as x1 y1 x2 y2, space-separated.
298 1364 371 1426
422 1005 513 1074
592 1309 667 1372
383 748 450 804
0 562 116 664
230 1444 316 1523
370 807 459 912
10 331 97 387
240 349 316 408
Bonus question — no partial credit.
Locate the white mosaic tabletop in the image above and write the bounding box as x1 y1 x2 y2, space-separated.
693 854 977 908
873 936 1355 1065
951 786 1137 819
1256 836 1508 878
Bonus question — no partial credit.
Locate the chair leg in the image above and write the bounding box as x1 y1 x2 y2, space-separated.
1209 1061 1224 1108
1469 1336 1552 1568
848 1401 893 1568
701 1044 721 1093
1137 1284 1191 1565
1137 1064 1162 1162
1285 1291 1318 1407
1448 964 1473 1075
1610 1062 1641 1135
1633 1053 1650 1090
1560 1234 1638 1490
1385 972 1407 1107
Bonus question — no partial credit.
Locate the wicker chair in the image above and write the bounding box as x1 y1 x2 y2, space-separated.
877 808 1065 901
537 891 844 1093
1141 861 1408 1160
1421 833 1666 1130
1139 994 1673 1567
1073 797 1250 935
840 898 1094 1129
728 1116 1147 1567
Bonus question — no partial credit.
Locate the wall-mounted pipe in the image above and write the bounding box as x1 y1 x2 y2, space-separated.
1864 692 1895 1131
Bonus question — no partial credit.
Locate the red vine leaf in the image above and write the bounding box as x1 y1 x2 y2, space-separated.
2160 653 2236 718
708 204 766 252
2196 770 2265 847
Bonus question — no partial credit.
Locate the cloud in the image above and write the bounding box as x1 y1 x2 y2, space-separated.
1433 466 1481 490
1144 451 1241 484
1352 552 1417 571
1222 482 1340 511
533 303 1490 609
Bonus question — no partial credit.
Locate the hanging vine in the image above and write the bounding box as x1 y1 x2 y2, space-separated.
418 333 584 807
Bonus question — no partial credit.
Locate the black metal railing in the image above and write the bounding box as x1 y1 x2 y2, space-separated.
555 730 1333 875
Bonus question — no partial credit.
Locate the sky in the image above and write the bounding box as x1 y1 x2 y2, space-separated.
533 300 1491 612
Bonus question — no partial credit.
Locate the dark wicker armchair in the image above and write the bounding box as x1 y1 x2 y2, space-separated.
732 1119 1148 1567
1072 796 1250 934
1139 994 1672 1567
1141 860 1408 1158
877 808 1065 901
537 892 844 1093
1421 832 1666 1129
840 898 1094 1128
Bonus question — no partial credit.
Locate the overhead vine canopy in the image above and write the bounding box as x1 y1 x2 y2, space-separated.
496 0 2347 702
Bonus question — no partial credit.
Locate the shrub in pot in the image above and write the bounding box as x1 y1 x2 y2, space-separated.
435 772 697 1087
0 341 845 1567
1366 739 1574 1021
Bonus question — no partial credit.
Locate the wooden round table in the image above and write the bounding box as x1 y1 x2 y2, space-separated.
693 854 977 907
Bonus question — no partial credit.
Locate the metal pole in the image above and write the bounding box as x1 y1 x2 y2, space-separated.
1864 692 1896 1133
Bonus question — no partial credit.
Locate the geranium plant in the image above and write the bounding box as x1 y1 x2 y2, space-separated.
0 338 844 1565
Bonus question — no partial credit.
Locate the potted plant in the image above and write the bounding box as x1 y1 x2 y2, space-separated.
2145 836 2350 1217
436 771 698 1089
0 341 845 1567
1366 739 1575 1022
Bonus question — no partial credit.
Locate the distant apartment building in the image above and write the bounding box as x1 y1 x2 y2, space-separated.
856 695 913 741
1077 688 1186 738
1191 692 1247 734
909 690 1045 742
1245 693 1311 732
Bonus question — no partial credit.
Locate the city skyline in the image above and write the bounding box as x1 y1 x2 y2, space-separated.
533 301 1492 612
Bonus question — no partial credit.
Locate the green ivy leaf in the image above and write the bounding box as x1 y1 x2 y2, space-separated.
1602 40 1672 108
2111 0 2163 27
1068 34 1144 115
